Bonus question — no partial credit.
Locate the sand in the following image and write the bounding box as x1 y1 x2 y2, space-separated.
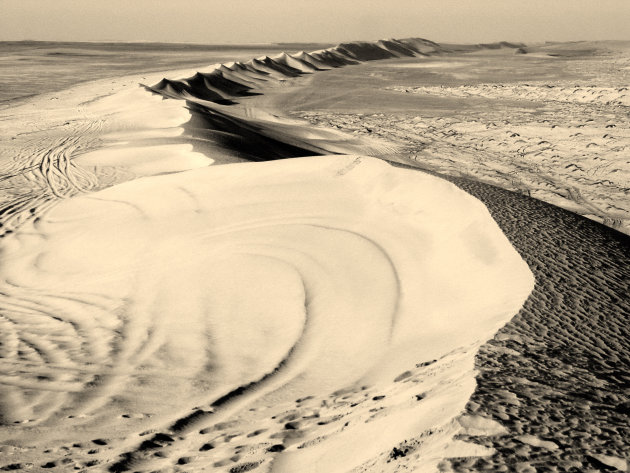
286 42 630 235
275 43 630 470
0 42 334 105
438 176 630 473
0 37 627 473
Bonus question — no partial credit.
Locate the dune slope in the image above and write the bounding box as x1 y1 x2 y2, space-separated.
442 175 630 473
0 153 533 471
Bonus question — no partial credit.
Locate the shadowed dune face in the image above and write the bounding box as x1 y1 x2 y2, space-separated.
139 39 630 235
141 38 529 184
441 176 630 473
182 102 328 160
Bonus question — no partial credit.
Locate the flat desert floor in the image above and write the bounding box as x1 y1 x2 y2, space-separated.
0 40 628 473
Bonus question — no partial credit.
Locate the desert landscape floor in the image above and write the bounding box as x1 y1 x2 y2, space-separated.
0 40 628 472
281 43 630 234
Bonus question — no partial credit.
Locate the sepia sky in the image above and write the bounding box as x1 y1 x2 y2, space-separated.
1 0 629 44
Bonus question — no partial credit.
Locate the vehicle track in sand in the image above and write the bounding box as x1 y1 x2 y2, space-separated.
0 119 102 235
90 221 401 472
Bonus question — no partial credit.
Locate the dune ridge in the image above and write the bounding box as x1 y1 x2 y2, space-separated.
0 153 534 472
141 37 526 171
147 37 523 106
441 175 630 473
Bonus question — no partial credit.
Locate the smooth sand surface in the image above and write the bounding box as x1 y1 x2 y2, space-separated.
0 153 532 472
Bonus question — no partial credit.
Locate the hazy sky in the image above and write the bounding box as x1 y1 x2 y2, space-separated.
2 0 629 44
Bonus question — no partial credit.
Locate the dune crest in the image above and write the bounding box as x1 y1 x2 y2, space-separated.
0 37 537 472
147 37 522 105
0 153 533 471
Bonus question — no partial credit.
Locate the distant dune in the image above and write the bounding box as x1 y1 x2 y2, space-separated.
147 37 522 105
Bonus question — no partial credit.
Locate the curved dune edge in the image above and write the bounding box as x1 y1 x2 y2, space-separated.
440 176 630 473
146 38 445 103
143 39 525 164
147 38 524 106
0 154 533 471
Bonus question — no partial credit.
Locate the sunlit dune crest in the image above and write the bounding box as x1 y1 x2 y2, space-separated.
0 153 533 471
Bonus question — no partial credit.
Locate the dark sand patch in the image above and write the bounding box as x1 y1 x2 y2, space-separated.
441 176 629 472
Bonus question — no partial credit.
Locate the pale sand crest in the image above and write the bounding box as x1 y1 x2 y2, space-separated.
0 144 533 471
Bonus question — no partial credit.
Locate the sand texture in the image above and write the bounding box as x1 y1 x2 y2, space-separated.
0 42 334 105
290 42 630 234
440 176 630 473
0 37 627 472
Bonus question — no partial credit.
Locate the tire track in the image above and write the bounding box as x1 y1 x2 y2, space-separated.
0 121 101 236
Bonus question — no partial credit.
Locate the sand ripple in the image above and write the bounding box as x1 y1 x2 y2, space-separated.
0 155 532 472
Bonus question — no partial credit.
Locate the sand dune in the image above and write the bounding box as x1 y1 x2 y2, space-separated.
144 38 527 170
0 152 533 471
271 52 321 73
442 176 630 473
0 37 625 473
146 37 464 105
290 42 630 234
147 38 524 109
0 37 538 472
291 51 334 70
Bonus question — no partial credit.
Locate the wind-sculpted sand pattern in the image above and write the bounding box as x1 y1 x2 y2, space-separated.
146 37 446 105
141 38 459 163
0 62 218 240
0 153 533 472
438 176 630 473
1 36 625 473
